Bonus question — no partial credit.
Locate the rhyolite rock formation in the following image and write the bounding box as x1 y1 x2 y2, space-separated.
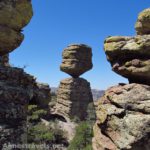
93 8 150 150
0 66 35 148
104 8 150 85
60 44 93 78
55 44 94 122
104 35 150 85
0 0 50 148
92 84 150 150
0 0 33 56
0 63 51 148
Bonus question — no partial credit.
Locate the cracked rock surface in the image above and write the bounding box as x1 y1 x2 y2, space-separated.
92 83 150 150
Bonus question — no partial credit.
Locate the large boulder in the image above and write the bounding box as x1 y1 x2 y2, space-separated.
0 0 33 56
55 78 94 121
104 35 150 85
135 8 150 35
92 83 150 150
60 44 93 78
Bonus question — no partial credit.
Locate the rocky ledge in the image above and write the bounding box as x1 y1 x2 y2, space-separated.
104 35 150 85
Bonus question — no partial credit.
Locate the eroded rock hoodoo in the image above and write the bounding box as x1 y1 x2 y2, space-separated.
93 8 150 150
55 44 94 121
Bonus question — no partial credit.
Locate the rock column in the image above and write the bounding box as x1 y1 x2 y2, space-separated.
0 0 33 148
92 8 150 150
55 44 94 121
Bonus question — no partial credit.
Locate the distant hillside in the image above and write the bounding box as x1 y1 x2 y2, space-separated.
51 87 104 101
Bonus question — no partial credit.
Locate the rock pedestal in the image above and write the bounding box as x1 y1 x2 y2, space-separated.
56 78 93 120
55 44 94 122
93 8 150 150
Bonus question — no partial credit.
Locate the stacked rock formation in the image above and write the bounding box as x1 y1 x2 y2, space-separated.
93 8 150 150
55 44 94 121
0 0 33 148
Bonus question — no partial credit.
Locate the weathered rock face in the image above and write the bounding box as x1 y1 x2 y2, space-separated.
0 0 33 56
0 1 34 148
0 66 34 148
94 8 150 150
104 35 150 85
55 78 93 121
93 83 150 150
0 65 51 148
60 44 93 78
135 8 150 35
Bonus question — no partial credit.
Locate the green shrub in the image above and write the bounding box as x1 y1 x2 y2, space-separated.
27 105 47 122
28 123 54 144
68 121 93 150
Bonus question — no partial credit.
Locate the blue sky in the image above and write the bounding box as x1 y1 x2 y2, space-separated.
10 0 150 89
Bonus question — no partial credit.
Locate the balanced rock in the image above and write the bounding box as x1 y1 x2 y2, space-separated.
0 0 33 56
104 35 150 85
60 44 93 78
135 8 150 35
92 83 150 150
55 78 93 121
